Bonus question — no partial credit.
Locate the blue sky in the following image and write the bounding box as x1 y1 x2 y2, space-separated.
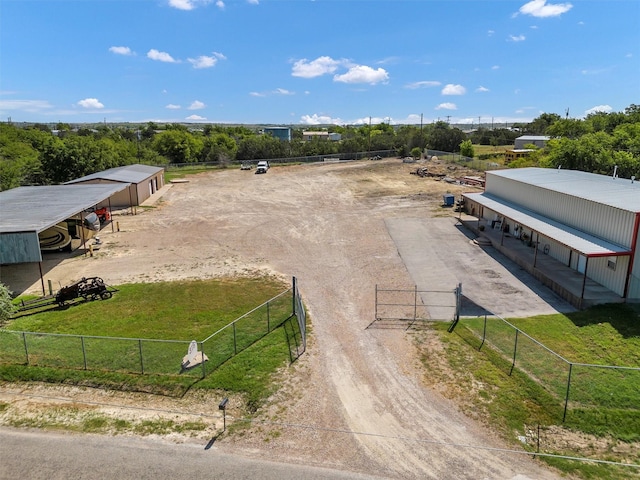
1 0 638 126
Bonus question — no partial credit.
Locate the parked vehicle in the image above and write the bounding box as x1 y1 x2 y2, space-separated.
240 162 253 170
38 212 101 252
255 161 270 174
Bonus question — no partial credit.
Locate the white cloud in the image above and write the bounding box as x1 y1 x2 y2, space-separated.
405 80 441 89
441 84 466 95
165 104 181 109
168 0 213 10
518 0 573 18
292 56 342 78
487 30 495 36
435 103 457 110
250 88 295 97
247 0 259 4
186 114 207 121
109 46 134 56
585 105 613 115
299 113 343 125
476 86 490 92
188 100 206 110
509 34 526 42
147 49 178 63
216 1 224 8
334 65 389 85
188 52 225 69
492 65 500 70
77 98 104 109
0 99 53 112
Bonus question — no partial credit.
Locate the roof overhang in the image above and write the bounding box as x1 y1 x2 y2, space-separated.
0 184 130 234
463 192 631 257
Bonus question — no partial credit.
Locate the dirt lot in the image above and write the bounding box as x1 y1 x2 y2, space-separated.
0 159 564 479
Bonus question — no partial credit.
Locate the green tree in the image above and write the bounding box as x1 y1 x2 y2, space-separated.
0 283 16 323
527 113 561 135
152 130 203 163
410 147 422 159
459 139 474 158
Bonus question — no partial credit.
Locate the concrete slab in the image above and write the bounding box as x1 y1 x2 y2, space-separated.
385 216 576 319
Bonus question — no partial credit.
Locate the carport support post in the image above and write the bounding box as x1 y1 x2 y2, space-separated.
533 232 539 268
580 257 590 300
39 262 45 296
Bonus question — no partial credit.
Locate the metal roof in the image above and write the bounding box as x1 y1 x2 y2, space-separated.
65 164 164 185
515 135 550 141
464 191 631 257
487 167 640 213
0 184 128 234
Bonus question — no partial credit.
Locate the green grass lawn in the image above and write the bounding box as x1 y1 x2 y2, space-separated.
1 276 303 403
423 303 640 479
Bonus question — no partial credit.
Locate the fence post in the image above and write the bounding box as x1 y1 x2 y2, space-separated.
267 301 271 333
81 336 87 370
479 314 487 350
200 342 206 379
233 323 237 355
414 285 418 322
22 332 29 365
138 339 144 375
375 284 378 320
563 363 573 422
292 276 297 315
510 329 519 375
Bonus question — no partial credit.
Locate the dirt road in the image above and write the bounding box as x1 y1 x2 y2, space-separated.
1 160 563 479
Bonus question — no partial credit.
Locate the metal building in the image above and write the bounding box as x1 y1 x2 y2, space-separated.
462 167 640 308
65 164 165 207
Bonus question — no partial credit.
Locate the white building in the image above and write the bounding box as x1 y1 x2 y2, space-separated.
462 167 640 308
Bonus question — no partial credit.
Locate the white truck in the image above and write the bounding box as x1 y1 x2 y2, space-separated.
255 161 270 174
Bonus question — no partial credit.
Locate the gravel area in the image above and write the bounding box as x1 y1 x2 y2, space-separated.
0 159 566 479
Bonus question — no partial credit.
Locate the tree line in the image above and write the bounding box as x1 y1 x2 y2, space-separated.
1 104 639 190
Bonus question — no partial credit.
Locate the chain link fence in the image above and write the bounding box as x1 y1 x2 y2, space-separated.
457 313 640 421
0 278 306 379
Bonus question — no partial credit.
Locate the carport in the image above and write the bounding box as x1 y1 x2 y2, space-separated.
0 184 130 294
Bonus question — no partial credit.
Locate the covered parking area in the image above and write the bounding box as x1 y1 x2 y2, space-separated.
0 184 130 295
462 192 631 308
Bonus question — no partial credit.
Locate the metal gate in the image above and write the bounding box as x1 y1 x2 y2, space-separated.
374 284 461 322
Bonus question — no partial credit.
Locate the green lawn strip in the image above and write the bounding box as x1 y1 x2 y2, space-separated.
0 276 300 410
425 304 640 479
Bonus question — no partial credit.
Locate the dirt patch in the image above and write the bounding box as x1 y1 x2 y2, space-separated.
1 159 564 479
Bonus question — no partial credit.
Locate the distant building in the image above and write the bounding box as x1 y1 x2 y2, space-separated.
302 131 341 141
263 127 292 142
514 135 549 149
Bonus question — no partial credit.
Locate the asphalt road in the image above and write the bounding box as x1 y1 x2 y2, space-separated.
0 427 382 480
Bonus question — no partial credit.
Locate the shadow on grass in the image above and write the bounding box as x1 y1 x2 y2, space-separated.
566 303 640 338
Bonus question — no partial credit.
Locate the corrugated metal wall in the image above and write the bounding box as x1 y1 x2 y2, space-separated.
0 232 42 264
487 175 635 248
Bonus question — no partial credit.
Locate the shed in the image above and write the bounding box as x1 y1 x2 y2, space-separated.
0 184 129 265
65 164 165 207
